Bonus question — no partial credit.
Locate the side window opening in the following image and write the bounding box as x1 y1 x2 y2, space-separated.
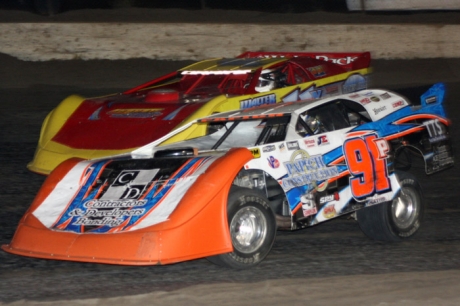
295 99 370 137
340 99 372 125
256 116 290 145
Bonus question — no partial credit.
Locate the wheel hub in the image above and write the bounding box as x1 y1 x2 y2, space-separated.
391 187 418 230
230 207 267 254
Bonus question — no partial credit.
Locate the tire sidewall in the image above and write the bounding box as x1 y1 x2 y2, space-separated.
387 175 424 239
226 190 276 266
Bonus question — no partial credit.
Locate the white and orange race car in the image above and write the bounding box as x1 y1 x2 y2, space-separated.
4 83 453 268
28 51 371 175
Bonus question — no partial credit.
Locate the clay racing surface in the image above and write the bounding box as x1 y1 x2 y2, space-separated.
1 4 460 306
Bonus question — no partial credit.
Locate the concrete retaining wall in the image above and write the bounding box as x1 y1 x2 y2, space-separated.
1 23 460 61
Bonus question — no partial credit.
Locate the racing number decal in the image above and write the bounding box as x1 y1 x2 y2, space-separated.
343 134 391 200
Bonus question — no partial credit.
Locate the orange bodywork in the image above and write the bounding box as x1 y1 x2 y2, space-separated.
2 148 254 265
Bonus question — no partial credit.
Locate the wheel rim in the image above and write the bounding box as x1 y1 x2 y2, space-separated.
391 187 419 230
230 206 267 254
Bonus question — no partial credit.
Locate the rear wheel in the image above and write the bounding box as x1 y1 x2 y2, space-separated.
356 171 424 241
207 186 276 269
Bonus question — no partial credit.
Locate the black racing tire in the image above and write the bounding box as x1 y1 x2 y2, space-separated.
207 186 276 269
356 171 425 242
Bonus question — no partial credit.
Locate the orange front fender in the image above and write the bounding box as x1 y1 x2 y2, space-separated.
3 148 254 265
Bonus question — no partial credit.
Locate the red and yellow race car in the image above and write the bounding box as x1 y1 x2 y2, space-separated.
28 51 371 175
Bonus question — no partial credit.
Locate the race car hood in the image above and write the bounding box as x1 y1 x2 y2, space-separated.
4 148 254 265
51 93 207 150
33 154 222 233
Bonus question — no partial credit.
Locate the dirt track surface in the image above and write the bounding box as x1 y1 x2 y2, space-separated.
4 270 460 306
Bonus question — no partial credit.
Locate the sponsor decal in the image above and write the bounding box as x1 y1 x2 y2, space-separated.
307 65 327 78
250 148 261 158
303 207 317 217
432 145 454 167
107 108 163 119
425 96 437 104
263 145 276 153
392 100 404 108
268 156 280 169
301 193 317 217
322 204 336 219
349 93 360 99
304 139 316 148
360 98 371 105
367 196 388 206
380 92 391 100
38 157 217 233
351 204 365 211
364 92 374 97
319 192 340 204
325 84 339 94
373 106 387 115
326 84 339 95
64 169 159 228
315 55 358 65
279 142 286 152
370 96 380 102
423 119 447 143
317 135 329 146
287 141 300 151
240 93 276 109
281 150 339 191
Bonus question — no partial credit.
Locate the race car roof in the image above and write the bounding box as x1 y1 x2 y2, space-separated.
198 100 314 123
180 57 287 75
197 88 407 122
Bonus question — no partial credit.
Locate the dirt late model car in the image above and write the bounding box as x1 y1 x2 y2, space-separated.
4 83 453 269
28 51 371 175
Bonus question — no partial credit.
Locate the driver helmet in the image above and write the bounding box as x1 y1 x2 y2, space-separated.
303 115 321 134
255 69 277 93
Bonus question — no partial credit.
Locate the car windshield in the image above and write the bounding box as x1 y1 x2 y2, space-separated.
158 116 290 152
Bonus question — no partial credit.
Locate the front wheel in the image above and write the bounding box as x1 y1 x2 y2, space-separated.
207 187 276 269
356 171 425 242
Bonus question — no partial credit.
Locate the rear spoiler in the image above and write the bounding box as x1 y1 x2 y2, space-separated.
237 51 371 71
420 82 446 106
